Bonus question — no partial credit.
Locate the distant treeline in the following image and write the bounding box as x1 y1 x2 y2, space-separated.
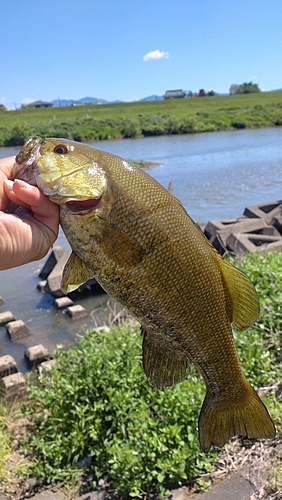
1 91 282 147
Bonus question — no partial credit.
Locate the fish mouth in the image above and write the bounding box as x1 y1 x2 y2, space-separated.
66 196 102 214
13 136 43 185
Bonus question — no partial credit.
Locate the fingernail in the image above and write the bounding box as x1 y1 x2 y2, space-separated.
14 179 30 188
4 179 14 188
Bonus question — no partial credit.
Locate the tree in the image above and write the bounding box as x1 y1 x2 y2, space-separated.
229 84 240 95
230 82 261 95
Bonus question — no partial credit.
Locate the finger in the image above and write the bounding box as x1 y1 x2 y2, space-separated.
0 156 16 179
4 179 31 209
12 179 59 239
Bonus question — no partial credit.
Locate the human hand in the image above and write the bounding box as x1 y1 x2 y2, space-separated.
0 156 59 270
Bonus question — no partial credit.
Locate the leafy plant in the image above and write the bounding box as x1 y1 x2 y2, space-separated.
23 322 214 497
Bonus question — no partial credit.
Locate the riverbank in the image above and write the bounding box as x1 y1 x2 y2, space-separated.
1 91 282 146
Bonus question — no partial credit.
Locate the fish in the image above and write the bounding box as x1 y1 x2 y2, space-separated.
13 136 276 453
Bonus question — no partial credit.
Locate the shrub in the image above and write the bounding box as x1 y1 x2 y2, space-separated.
23 323 214 497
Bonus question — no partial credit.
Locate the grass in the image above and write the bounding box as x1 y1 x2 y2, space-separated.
0 251 282 499
1 91 282 146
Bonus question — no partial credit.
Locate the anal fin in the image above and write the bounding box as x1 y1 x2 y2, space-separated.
141 327 189 389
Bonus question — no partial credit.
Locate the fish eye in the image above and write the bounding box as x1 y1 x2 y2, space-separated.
54 144 68 155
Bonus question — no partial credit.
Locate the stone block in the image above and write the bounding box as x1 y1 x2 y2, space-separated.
0 311 15 326
6 320 31 341
271 215 282 235
37 280 47 293
196 221 206 233
54 296 74 309
44 248 71 297
0 372 26 400
204 219 237 239
243 201 282 224
25 344 49 367
0 355 18 378
66 304 88 320
39 245 69 279
227 232 282 256
38 359 56 373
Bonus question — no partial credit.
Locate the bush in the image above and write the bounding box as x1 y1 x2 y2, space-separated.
23 323 214 497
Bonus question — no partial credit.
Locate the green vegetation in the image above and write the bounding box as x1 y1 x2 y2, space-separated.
15 251 282 498
1 91 282 146
229 81 261 95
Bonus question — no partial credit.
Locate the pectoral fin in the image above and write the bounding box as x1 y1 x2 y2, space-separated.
96 217 146 267
61 251 94 294
141 327 189 389
215 252 260 330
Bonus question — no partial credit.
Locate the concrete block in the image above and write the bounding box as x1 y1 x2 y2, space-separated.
54 296 74 309
227 232 282 256
44 249 71 297
0 311 15 326
37 280 47 292
204 219 237 239
25 344 49 367
0 355 18 378
243 200 282 224
0 372 26 400
39 245 69 279
66 304 88 320
38 359 56 373
196 222 206 233
6 320 31 341
271 215 282 235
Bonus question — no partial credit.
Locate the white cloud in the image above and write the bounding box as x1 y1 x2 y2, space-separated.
143 50 169 62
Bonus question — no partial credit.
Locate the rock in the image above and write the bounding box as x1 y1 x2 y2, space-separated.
44 248 71 297
0 311 15 326
0 296 4 306
54 296 74 309
0 372 26 400
39 245 69 279
25 344 49 367
66 304 88 320
6 320 31 341
0 355 18 378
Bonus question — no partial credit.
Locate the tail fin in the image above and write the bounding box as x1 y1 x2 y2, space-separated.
198 383 276 453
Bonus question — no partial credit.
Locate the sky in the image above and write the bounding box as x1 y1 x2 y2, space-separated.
1 0 282 109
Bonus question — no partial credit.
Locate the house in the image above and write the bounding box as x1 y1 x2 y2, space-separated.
27 100 53 108
164 89 186 99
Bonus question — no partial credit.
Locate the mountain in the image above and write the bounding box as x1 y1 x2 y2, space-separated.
139 95 164 101
51 96 108 107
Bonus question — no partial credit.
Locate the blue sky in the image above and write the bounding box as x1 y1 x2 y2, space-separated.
1 0 282 109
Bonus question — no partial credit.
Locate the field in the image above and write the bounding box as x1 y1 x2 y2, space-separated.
1 91 282 146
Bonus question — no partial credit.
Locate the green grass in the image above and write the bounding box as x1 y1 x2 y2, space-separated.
18 251 282 498
1 91 282 146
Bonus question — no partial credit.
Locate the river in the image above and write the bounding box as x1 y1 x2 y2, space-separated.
0 128 281 371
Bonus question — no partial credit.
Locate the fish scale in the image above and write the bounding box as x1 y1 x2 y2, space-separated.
13 136 276 453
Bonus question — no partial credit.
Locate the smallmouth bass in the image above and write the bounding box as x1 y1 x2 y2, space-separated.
13 136 275 452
